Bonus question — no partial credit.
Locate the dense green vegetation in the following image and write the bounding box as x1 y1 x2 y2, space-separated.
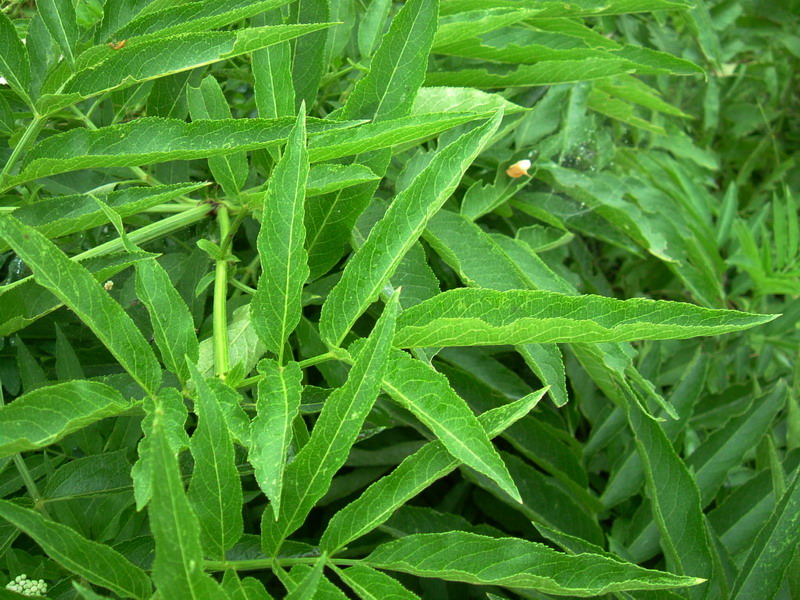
0 0 798 598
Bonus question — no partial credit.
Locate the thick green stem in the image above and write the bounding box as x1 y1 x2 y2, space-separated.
0 115 46 187
0 204 214 294
214 205 231 379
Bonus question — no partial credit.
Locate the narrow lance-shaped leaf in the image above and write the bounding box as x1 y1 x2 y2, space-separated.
336 562 421 600
284 553 326 600
0 182 209 252
131 389 189 511
187 76 249 197
35 23 336 116
289 0 329 111
221 569 274 600
438 0 694 17
9 116 355 189
250 359 303 519
251 110 309 358
424 59 633 89
116 0 294 39
626 383 789 562
626 397 713 598
376 346 521 502
261 292 400 556
731 463 800 600
37 0 79 69
320 109 503 347
365 531 705 596
394 288 777 348
320 388 546 554
0 381 129 458
304 0 439 279
0 11 33 106
0 213 162 396
186 362 244 560
306 112 487 163
424 208 570 406
0 500 151 599
135 258 199 385
149 396 230 599
253 9 295 119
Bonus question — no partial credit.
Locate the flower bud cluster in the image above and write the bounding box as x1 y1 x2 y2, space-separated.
5 574 48 597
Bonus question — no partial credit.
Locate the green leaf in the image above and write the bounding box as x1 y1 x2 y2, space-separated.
412 86 527 115
38 0 79 69
0 500 151 599
187 76 249 197
342 0 437 122
425 59 633 88
731 464 800 600
10 116 355 188
337 564 420 600
35 24 336 116
289 0 329 111
0 381 129 458
433 8 540 49
75 0 105 29
424 209 571 404
116 0 292 39
251 110 309 358
306 112 487 163
304 0 439 279
44 449 131 500
357 0 392 58
601 352 708 508
284 553 326 600
252 9 295 119
377 346 521 502
283 565 347 600
466 450 604 545
365 531 704 595
0 251 153 337
439 0 694 17
626 398 713 593
135 258 199 385
250 360 303 519
393 288 777 348
54 323 86 381
187 362 244 560
0 214 162 396
687 382 787 505
306 164 380 197
131 388 189 510
320 110 503 346
221 569 274 600
261 292 400 555
149 396 230 599
0 182 208 252
0 11 32 105
319 388 545 553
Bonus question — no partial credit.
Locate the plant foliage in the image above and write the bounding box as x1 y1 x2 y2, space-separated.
0 0 797 598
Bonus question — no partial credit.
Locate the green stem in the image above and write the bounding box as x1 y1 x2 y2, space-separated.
0 386 51 518
0 115 46 185
12 455 51 518
0 204 214 294
142 202 202 213
235 352 336 389
203 557 360 573
214 205 231 379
